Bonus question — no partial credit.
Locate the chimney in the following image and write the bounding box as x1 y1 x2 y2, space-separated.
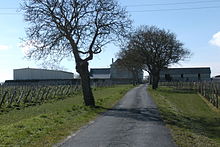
112 58 114 64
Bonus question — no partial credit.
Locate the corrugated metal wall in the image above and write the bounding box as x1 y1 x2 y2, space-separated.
14 68 74 80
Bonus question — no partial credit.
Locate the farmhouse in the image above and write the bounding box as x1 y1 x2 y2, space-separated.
159 67 211 82
14 68 74 80
90 59 143 84
110 60 143 83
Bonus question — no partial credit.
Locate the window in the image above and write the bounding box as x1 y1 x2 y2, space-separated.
181 74 184 78
198 73 201 80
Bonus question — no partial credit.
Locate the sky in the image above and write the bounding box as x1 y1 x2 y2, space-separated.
0 0 220 82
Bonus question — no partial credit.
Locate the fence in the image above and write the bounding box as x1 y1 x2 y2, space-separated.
159 82 219 109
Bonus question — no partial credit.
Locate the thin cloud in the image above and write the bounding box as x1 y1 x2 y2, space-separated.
0 45 10 51
19 40 45 56
209 32 220 48
19 40 36 56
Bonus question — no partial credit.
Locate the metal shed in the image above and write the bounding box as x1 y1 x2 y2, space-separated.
160 67 211 82
13 68 74 80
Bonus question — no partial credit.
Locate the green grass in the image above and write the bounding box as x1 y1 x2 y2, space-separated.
0 85 133 147
148 86 220 147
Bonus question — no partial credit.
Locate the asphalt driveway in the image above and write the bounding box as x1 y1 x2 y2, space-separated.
58 84 176 147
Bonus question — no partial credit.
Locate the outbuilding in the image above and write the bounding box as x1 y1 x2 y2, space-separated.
13 68 74 80
160 67 211 82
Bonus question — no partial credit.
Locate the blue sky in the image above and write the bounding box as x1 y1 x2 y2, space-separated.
1 0 220 82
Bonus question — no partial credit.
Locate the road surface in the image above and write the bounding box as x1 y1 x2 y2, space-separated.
58 84 176 147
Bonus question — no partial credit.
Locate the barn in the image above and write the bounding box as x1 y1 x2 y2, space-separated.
13 68 74 80
159 67 211 82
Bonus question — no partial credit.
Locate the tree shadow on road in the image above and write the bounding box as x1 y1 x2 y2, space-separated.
96 106 165 124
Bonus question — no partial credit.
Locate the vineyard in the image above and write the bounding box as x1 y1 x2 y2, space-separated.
0 84 80 111
160 82 220 108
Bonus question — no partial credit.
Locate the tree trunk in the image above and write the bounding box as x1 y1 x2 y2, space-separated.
152 73 160 90
149 73 152 84
131 70 136 86
76 61 95 106
135 70 139 85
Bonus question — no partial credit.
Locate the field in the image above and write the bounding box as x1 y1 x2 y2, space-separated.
148 86 220 147
160 82 220 109
0 85 133 146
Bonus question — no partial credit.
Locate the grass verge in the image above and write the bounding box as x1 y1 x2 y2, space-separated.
0 85 133 147
148 86 220 147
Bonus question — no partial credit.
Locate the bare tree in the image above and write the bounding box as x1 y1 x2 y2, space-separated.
39 60 68 71
21 0 131 106
123 26 190 89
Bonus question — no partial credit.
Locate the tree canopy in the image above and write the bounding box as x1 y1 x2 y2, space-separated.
119 25 190 89
117 48 144 85
22 0 131 62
